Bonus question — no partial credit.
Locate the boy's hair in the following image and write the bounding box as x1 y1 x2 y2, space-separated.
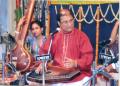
30 20 43 30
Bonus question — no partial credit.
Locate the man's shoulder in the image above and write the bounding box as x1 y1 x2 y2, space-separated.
74 28 86 36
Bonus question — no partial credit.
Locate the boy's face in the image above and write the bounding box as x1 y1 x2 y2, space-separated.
31 23 42 37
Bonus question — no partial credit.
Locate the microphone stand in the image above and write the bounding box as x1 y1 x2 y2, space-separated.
40 0 51 85
35 29 58 86
83 61 114 86
36 36 53 86
84 42 118 86
42 38 53 86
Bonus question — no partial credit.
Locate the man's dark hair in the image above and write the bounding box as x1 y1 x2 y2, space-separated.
30 20 43 30
57 9 73 22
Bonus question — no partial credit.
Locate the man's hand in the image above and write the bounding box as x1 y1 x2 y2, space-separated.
17 16 26 27
35 63 42 73
63 57 77 68
104 64 114 72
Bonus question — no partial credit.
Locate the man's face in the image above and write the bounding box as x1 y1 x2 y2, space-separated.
60 14 74 33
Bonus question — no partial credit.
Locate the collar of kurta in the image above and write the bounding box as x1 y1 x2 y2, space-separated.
60 28 76 36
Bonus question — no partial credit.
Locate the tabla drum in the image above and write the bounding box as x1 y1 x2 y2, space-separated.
98 36 118 65
99 46 116 65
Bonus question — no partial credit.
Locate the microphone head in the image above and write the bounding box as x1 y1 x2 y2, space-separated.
56 27 60 32
51 27 60 37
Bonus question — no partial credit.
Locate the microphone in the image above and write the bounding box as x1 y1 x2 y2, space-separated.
51 27 60 37
51 31 58 37
99 39 111 47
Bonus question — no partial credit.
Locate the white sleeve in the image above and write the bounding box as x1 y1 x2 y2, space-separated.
111 61 119 72
111 63 116 69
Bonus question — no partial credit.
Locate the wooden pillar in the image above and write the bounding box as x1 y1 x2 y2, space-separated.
45 0 50 38
78 6 82 31
95 7 100 65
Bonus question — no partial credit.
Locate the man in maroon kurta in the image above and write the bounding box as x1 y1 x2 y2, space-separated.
40 9 93 86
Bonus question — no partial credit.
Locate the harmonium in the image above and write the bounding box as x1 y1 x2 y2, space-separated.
27 70 80 83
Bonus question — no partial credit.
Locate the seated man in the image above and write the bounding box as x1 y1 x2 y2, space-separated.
36 9 93 86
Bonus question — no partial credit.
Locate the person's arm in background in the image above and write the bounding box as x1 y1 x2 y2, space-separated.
15 16 26 40
109 20 119 44
105 20 119 72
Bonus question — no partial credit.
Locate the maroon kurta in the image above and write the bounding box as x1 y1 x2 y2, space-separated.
42 28 93 82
